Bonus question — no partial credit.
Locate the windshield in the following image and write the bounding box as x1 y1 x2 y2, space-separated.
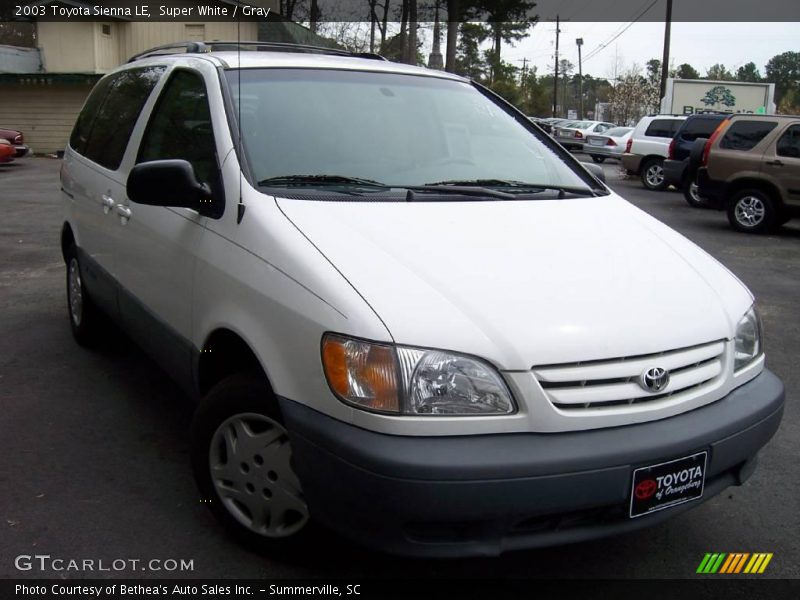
225 68 594 195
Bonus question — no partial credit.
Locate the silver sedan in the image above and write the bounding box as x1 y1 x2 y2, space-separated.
584 127 634 163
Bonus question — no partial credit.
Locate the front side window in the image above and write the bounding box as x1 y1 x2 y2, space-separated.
720 120 778 151
72 66 164 170
138 70 218 188
776 124 800 158
226 69 598 198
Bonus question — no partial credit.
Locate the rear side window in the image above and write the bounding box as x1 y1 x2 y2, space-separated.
720 120 778 151
84 67 164 170
681 118 726 142
776 125 800 158
645 119 681 138
69 76 114 155
137 70 218 187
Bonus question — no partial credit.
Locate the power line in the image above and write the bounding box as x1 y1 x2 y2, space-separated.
581 0 660 64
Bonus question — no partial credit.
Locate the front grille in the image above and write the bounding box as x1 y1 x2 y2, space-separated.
533 340 726 410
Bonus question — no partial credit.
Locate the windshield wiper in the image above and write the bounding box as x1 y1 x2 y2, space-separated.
257 175 516 200
257 175 389 188
424 179 598 199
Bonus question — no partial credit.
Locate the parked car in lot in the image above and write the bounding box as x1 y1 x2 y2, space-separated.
554 120 616 150
0 127 31 158
585 127 633 163
692 113 800 233
663 114 730 206
0 138 14 163
622 115 687 191
61 42 783 558
537 117 569 135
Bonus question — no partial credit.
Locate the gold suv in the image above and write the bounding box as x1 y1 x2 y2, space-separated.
695 114 800 233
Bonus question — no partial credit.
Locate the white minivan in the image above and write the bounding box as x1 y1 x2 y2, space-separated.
60 43 784 558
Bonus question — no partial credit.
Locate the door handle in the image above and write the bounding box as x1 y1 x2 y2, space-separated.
765 160 784 166
115 204 132 222
101 194 116 214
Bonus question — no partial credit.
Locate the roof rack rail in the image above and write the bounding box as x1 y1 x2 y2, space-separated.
128 42 210 63
128 41 388 63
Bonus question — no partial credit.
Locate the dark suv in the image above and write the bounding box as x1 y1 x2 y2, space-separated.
663 114 729 206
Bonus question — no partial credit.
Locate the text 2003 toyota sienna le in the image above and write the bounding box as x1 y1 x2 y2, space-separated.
60 43 784 557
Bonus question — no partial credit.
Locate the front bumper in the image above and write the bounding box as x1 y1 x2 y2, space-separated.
13 145 31 158
663 158 688 188
280 370 784 557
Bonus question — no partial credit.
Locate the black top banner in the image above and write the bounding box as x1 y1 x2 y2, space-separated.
2 0 800 23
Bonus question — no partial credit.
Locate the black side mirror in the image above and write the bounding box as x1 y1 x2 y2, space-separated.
127 159 217 217
583 161 606 184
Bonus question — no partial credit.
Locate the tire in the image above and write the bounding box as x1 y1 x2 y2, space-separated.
683 177 707 208
726 189 777 234
640 158 667 191
65 245 103 347
591 155 606 163
191 372 314 554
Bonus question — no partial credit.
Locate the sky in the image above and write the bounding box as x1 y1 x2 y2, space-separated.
403 21 797 81
493 22 798 81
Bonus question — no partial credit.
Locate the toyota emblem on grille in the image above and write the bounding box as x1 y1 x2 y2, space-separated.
641 367 669 392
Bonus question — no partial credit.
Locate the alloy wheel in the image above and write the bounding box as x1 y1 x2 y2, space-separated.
735 196 766 228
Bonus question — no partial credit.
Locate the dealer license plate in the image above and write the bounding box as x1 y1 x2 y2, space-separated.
629 451 707 518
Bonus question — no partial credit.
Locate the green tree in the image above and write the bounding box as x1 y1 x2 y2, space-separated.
706 64 735 81
701 85 737 109
518 66 550 115
675 63 700 79
736 62 762 82
477 0 538 83
765 51 800 106
454 22 490 80
379 31 424 65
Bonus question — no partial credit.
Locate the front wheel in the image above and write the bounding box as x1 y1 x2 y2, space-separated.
191 373 313 554
727 189 777 233
641 158 667 191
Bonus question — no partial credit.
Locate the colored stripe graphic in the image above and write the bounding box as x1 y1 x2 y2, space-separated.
701 552 773 574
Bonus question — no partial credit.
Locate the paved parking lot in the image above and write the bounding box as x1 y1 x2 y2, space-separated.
1 157 798 579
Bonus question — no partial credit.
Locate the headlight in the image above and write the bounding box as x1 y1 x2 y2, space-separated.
734 306 762 371
321 334 515 416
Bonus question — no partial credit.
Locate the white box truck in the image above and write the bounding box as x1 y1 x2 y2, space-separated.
661 79 776 116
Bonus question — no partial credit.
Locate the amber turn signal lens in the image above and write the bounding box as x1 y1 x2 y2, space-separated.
321 334 400 413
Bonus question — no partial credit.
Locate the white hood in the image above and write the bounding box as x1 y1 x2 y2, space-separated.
277 194 753 370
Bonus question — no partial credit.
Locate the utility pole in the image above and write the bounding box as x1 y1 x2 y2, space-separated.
576 37 584 119
552 14 560 118
660 0 673 105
